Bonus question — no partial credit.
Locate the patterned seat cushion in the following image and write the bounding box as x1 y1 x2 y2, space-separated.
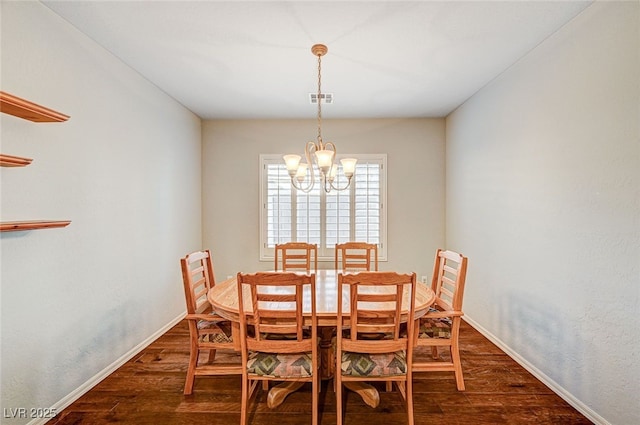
247 352 314 378
197 317 233 343
418 308 452 339
341 350 407 377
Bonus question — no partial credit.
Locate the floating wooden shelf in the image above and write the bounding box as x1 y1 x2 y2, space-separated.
1 92 71 233
0 154 33 167
0 220 71 232
0 91 69 122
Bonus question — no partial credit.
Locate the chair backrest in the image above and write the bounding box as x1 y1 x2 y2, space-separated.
337 271 416 354
335 242 378 271
274 242 318 272
430 249 468 312
237 272 317 354
180 250 215 314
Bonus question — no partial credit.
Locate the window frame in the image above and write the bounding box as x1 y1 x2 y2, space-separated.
259 153 387 263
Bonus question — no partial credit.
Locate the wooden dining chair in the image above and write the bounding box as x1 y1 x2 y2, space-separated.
335 242 378 271
180 250 242 395
412 249 468 391
274 242 318 272
336 271 417 425
236 272 319 425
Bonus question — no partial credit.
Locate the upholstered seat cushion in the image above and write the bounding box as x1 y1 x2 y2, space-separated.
247 352 314 378
197 316 233 343
418 308 452 339
341 350 407 377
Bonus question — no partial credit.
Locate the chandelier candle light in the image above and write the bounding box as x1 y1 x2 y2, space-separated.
283 44 357 193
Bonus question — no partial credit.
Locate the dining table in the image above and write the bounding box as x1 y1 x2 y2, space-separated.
207 269 435 409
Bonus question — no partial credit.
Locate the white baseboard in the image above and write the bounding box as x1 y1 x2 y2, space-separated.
26 311 186 425
463 315 608 425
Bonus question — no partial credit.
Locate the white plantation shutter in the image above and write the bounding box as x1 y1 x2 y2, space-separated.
261 155 386 260
326 171 351 247
354 163 381 244
296 183 321 244
265 163 292 246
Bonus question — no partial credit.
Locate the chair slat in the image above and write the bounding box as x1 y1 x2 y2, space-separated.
442 275 456 287
194 286 208 299
342 339 407 354
443 264 458 275
256 293 297 302
440 287 454 299
357 293 398 302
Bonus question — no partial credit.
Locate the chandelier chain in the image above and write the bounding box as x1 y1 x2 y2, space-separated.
317 52 322 145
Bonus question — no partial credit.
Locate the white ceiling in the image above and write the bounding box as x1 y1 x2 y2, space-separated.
42 1 592 120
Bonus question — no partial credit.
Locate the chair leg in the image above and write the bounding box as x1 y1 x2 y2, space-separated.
312 375 319 425
451 343 465 391
431 346 439 359
386 381 393 392
336 376 343 425
406 375 414 425
207 348 217 364
396 381 406 400
240 375 249 425
183 349 199 395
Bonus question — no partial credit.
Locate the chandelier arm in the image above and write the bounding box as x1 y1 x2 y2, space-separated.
290 142 317 193
291 177 315 193
290 174 313 193
305 141 317 191
328 176 354 192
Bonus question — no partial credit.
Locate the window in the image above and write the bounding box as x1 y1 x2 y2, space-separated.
260 154 387 261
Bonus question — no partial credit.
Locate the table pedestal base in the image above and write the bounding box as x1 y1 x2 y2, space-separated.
343 382 380 408
266 382 304 408
266 381 379 409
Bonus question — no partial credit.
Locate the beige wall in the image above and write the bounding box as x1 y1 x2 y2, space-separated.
446 2 639 424
202 118 445 280
1 3 202 423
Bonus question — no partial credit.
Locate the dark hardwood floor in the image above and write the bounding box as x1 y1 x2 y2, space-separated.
48 320 592 425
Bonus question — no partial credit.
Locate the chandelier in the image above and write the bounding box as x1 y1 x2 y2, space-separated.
283 44 357 193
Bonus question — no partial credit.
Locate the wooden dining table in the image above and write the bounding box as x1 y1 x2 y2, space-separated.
207 269 435 409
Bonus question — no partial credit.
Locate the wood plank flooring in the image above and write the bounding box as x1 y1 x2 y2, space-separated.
47 320 593 425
